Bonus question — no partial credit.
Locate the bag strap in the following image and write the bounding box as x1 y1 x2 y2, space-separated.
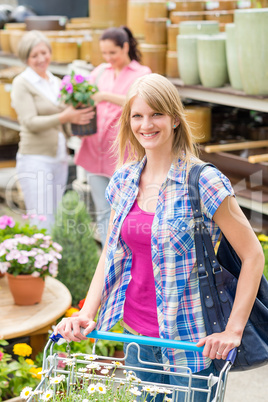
188 163 229 333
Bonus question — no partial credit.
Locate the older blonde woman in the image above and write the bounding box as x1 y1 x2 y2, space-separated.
11 30 93 231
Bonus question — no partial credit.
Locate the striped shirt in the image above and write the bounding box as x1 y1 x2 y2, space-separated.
96 156 234 372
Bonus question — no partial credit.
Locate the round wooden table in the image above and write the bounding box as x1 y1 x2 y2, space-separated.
0 275 72 356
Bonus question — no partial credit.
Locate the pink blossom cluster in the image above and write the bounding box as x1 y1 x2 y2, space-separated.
0 234 62 278
0 215 15 229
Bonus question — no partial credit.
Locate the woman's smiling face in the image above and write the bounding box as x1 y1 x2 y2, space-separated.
27 42 51 77
130 96 176 155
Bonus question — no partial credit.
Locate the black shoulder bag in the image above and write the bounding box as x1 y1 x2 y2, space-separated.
188 163 268 371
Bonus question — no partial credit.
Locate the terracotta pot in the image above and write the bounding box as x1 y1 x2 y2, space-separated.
145 1 168 18
205 10 234 23
225 23 243 90
205 1 237 10
235 8 268 95
90 0 127 28
166 51 179 78
185 105 211 143
6 273 45 305
167 24 179 51
127 0 147 39
139 43 167 75
174 1 206 12
144 18 168 45
0 272 5 278
170 11 205 24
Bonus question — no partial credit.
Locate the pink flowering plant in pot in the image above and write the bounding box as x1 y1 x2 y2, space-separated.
59 70 98 136
0 214 63 305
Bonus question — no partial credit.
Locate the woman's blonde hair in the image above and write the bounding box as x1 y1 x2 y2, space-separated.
18 30 51 64
116 73 198 167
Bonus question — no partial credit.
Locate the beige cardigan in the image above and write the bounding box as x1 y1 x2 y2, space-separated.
11 74 71 157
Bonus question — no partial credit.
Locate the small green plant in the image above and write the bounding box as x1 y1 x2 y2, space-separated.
52 191 100 305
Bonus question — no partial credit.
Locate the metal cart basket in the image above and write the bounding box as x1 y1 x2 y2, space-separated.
25 330 236 402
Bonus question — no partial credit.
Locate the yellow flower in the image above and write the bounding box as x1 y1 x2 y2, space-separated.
30 367 42 380
258 234 268 242
65 307 79 317
13 343 32 357
25 359 34 366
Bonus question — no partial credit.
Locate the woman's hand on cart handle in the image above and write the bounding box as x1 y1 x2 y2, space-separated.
54 315 96 342
196 329 241 361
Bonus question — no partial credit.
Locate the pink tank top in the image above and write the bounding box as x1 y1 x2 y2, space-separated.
121 200 159 337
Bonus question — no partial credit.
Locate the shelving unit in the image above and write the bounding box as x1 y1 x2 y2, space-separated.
170 79 268 220
170 78 268 113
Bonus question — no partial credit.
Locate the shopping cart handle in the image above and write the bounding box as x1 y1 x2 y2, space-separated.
226 347 237 365
50 330 204 353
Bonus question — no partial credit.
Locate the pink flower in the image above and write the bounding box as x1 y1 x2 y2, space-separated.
48 263 58 277
22 214 29 220
66 83 73 94
31 272 40 277
74 74 84 84
38 215 47 221
17 255 29 264
52 242 63 252
30 214 36 218
62 75 71 84
0 262 10 274
6 250 21 261
0 351 4 361
0 215 15 229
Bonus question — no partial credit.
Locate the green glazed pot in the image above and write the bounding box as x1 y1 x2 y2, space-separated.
225 23 243 90
177 35 201 85
197 34 229 88
179 20 220 35
235 8 268 95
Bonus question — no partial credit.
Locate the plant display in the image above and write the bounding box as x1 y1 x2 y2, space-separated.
0 340 40 401
59 71 98 108
0 215 46 243
52 191 100 305
20 354 173 402
0 232 62 278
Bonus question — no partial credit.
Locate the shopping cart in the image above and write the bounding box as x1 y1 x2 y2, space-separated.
26 330 236 402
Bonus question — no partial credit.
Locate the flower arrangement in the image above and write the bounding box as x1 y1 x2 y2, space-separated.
20 354 173 402
0 232 62 278
59 70 98 108
0 340 40 401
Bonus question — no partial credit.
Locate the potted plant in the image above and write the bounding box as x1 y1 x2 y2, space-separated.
0 216 62 305
58 70 98 136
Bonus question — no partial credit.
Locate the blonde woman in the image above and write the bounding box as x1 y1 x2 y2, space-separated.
11 30 93 231
56 74 264 401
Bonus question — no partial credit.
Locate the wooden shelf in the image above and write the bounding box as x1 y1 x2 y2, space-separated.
169 78 268 113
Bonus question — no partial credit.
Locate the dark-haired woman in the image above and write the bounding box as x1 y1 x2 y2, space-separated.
75 26 151 246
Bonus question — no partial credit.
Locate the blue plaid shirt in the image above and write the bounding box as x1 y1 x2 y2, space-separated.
97 157 234 372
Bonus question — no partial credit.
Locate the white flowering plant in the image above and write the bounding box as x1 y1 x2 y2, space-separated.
20 354 173 402
0 233 62 278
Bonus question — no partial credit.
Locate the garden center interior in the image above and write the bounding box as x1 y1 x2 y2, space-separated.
0 1 268 401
